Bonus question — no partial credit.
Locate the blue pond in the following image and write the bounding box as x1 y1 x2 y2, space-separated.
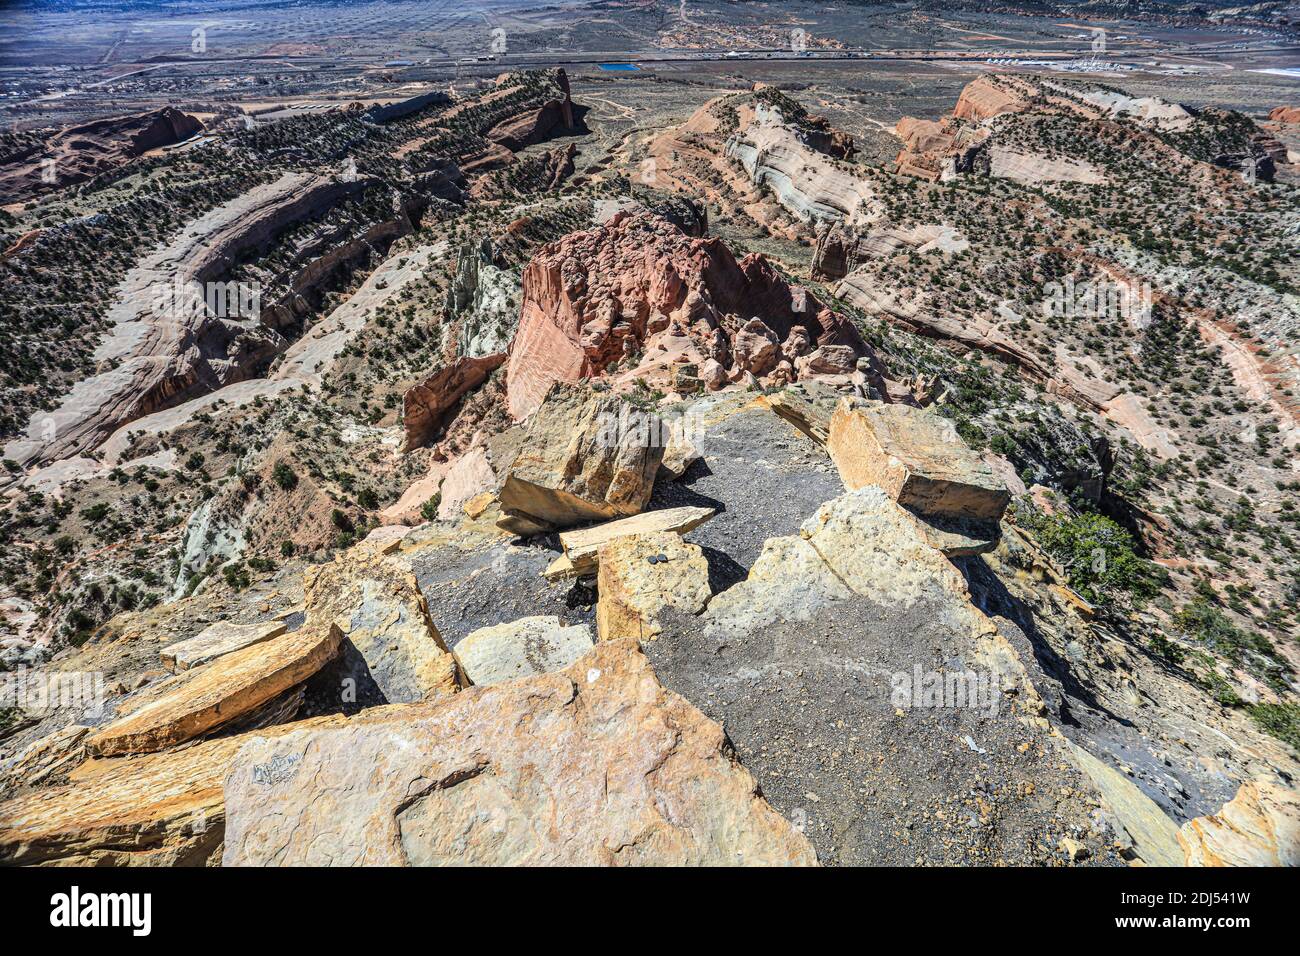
598 63 640 72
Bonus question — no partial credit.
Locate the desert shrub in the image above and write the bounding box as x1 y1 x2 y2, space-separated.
1173 598 1273 666
1248 703 1300 751
222 562 251 591
271 462 298 491
1020 509 1162 608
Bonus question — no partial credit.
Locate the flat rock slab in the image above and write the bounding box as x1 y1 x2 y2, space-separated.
0 715 346 866
86 622 344 757
160 619 288 673
222 640 816 866
828 398 1009 523
547 505 716 579
454 615 594 686
596 532 711 643
1178 779 1299 867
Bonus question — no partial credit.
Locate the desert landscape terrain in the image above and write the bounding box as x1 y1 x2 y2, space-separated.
0 0 1297 873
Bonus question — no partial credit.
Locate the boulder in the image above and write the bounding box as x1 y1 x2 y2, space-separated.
160 619 288 673
221 640 817 866
797 345 858 376
658 424 701 480
700 359 727 391
303 548 461 703
596 532 711 642
732 319 781 376
85 622 344 757
827 398 1009 554
454 615 594 686
498 383 665 529
1178 779 1300 867
545 505 716 580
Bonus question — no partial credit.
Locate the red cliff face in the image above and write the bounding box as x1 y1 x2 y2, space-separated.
504 212 878 420
951 76 1029 124
485 69 576 151
0 107 204 203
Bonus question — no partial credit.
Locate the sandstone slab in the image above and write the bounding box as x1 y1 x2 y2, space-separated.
85 622 343 757
436 445 497 521
221 640 816 866
454 615 594 686
160 619 288 673
1178 779 1300 867
702 535 852 636
596 532 711 643
828 398 1008 553
303 548 461 703
0 716 345 866
759 382 844 445
545 505 716 580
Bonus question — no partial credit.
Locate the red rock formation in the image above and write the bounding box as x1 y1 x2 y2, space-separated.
1268 106 1300 124
402 353 507 451
952 76 1029 123
504 212 880 419
0 107 203 202
486 69 576 151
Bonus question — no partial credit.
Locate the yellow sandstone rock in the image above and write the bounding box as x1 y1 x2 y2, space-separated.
160 619 288 673
545 505 715 580
0 715 347 866
499 383 665 530
303 547 461 702
1178 779 1299 866
595 532 711 642
221 640 817 866
86 622 344 757
828 398 1009 521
